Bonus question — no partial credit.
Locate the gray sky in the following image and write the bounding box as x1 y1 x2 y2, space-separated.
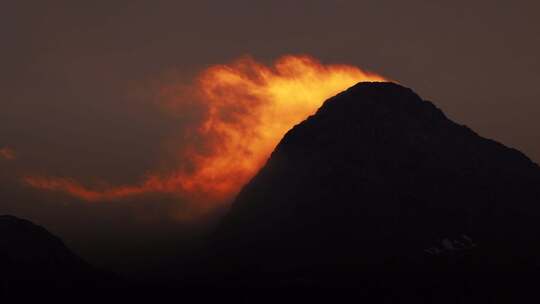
1 0 539 273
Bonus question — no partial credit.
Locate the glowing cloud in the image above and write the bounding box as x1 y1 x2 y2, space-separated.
24 54 386 218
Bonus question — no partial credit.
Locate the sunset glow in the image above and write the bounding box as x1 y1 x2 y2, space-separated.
25 55 386 218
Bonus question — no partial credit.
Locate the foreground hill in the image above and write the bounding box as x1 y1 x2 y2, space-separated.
0 215 117 296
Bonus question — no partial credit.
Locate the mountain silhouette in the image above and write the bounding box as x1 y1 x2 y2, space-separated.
207 82 540 300
6 82 540 302
0 215 117 296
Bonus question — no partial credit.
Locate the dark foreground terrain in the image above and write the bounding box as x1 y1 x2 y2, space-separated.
3 82 540 302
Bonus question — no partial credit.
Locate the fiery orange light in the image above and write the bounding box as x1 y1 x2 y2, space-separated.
25 55 386 217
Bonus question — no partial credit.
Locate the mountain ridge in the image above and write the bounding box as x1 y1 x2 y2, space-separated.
213 82 540 278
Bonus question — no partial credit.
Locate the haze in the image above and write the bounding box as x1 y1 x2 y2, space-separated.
2 0 539 275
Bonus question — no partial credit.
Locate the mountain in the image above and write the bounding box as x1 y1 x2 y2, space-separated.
208 82 540 300
0 215 117 296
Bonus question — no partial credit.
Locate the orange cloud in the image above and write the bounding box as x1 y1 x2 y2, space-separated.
24 54 386 219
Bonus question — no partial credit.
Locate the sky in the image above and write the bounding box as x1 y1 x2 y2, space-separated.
2 0 540 274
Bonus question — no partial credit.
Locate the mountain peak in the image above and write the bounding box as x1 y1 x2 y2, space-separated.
214 82 540 279
316 82 445 120
279 82 446 144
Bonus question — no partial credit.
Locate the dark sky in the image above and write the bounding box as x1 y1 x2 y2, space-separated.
2 0 539 273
